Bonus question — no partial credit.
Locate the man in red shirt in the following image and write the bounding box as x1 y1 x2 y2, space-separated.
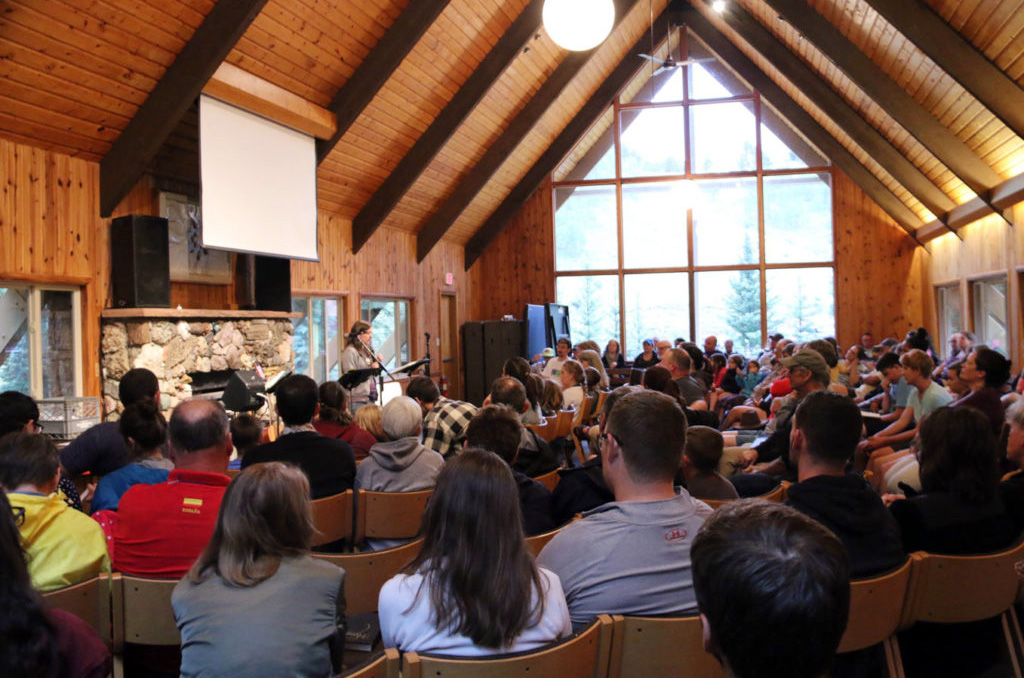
113 399 232 578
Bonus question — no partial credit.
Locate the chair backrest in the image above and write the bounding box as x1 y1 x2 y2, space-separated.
311 490 355 547
573 395 596 427
758 483 787 503
527 420 556 443
340 648 400 678
838 558 913 653
402 614 614 678
112 573 181 649
355 488 433 544
42 574 113 644
700 497 734 510
594 390 610 418
313 538 424 616
900 538 1024 627
533 468 561 492
551 410 574 438
607 614 723 678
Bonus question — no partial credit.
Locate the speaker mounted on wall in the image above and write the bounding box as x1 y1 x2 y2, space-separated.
110 215 171 308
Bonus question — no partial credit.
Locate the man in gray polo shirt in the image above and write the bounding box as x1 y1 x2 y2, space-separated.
537 390 712 630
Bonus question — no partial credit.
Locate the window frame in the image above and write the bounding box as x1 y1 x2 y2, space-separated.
0 283 83 398
969 275 1009 355
291 294 345 383
359 294 413 372
551 29 835 356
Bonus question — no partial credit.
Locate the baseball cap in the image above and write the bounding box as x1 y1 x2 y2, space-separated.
542 347 555 358
781 348 830 386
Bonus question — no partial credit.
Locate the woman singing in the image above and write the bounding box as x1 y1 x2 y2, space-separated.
340 320 382 412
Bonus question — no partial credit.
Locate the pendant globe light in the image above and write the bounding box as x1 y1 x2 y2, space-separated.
542 0 616 51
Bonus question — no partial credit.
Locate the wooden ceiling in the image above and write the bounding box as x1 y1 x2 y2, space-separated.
4 0 1024 264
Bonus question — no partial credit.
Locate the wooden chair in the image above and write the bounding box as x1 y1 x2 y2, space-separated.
607 614 723 678
533 467 561 492
354 489 432 546
402 614 614 678
700 484 786 510
608 368 632 388
111 573 181 678
838 558 913 677
42 574 113 644
225 468 241 478
313 538 424 616
527 419 556 443
339 648 400 678
594 390 610 418
899 541 1024 657
312 490 355 548
550 410 574 439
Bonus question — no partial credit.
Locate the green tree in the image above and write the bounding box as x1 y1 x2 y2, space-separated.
724 237 762 353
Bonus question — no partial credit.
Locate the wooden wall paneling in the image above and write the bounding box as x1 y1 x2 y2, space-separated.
0 138 106 396
290 212 354 296
470 176 555 321
833 169 929 347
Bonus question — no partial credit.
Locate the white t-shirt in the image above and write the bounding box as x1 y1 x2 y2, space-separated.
379 566 572 656
541 357 568 380
562 385 585 410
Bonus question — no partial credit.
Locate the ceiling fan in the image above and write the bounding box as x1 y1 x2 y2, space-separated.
638 53 716 76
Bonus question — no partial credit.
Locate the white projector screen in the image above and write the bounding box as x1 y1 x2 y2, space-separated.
199 94 319 261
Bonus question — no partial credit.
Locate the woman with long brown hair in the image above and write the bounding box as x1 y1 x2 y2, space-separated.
340 320 381 412
378 449 570 655
172 463 345 677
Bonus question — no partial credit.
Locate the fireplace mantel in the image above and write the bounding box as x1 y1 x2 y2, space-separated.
102 308 301 320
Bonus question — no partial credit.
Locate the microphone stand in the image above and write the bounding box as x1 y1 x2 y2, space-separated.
356 335 393 404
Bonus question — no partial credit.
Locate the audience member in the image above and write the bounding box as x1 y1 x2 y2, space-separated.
465 406 555 536
548 387 640 526
61 368 161 476
541 338 572 380
173 463 345 677
356 396 444 550
540 379 564 416
114 399 231 578
538 390 712 629
90 400 172 513
999 399 1024 530
576 349 609 390
0 432 109 591
559 359 586 410
0 491 111 678
503 358 543 425
659 348 708 410
602 339 626 369
692 501 850 678
488 377 558 476
353 404 385 442
406 376 478 460
314 382 378 461
884 406 1017 677
952 346 1010 434
680 426 738 502
379 449 571 655
703 335 718 358
785 391 905 577
227 413 263 470
632 339 659 369
0 391 83 510
242 374 356 498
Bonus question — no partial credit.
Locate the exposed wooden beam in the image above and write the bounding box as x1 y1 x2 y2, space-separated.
680 5 924 242
465 3 674 267
917 172 1024 242
417 0 642 263
203 63 336 139
762 0 1002 228
861 0 1024 143
99 0 271 217
351 0 546 253
314 1 453 164
706 1 953 224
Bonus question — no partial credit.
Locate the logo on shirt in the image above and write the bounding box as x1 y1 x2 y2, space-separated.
182 497 203 515
664 528 688 542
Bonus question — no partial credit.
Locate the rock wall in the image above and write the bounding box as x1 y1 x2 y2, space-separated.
100 318 293 417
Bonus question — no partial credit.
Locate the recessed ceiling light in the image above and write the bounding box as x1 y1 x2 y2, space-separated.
712 0 727 12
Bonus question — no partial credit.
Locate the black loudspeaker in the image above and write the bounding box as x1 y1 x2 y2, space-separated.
110 215 170 308
253 255 292 312
221 370 265 412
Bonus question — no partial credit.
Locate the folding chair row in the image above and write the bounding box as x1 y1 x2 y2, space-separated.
309 488 434 550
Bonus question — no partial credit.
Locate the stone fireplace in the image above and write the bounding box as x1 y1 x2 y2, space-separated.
99 309 297 417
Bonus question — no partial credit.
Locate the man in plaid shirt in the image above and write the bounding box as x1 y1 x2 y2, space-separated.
405 376 478 459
